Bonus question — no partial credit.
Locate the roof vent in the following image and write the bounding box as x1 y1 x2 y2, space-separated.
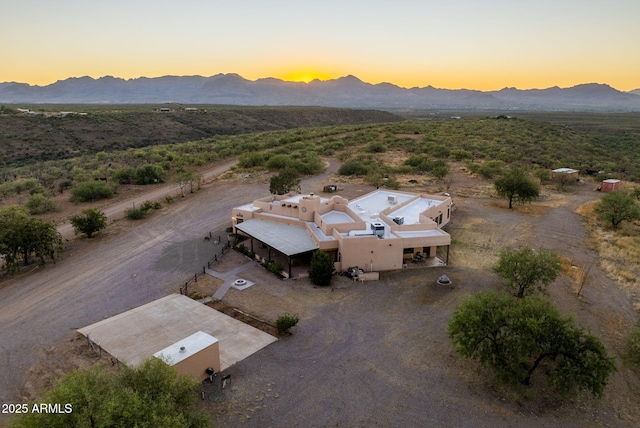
179 346 186 353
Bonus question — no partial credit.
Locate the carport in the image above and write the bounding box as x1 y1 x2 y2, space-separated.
235 219 318 278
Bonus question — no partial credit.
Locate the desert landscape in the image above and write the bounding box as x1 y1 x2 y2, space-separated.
1 127 639 426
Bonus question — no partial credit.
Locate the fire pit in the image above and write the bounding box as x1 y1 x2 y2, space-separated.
436 274 452 287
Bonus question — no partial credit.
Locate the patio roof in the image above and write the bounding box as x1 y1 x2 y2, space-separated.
236 219 319 256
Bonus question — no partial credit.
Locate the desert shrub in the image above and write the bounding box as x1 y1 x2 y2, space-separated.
265 154 291 171
165 195 173 204
534 168 552 183
450 148 471 160
57 179 72 194
366 141 387 153
236 244 255 259
275 314 300 333
338 159 371 176
141 200 161 210
28 185 48 196
266 260 284 275
70 181 114 203
478 160 505 179
238 152 265 168
125 207 147 220
25 193 58 214
125 200 161 220
134 164 165 185
112 167 136 184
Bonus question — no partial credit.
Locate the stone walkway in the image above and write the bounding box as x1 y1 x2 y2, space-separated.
208 260 256 300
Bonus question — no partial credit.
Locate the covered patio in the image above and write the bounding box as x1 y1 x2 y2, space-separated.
235 219 319 278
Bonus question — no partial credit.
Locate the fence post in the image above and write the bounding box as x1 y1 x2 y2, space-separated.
194 273 198 283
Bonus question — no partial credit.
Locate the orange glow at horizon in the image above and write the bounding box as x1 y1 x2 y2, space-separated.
279 70 336 84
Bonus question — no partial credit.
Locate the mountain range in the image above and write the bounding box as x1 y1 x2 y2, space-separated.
1 74 640 112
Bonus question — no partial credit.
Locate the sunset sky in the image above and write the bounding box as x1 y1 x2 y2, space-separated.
2 0 639 91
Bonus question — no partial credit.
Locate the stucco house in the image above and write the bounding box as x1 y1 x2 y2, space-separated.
232 189 453 277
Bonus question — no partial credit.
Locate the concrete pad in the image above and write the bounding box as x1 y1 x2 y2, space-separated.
231 278 255 291
78 294 277 371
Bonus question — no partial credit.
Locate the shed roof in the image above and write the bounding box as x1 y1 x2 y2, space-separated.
236 219 318 256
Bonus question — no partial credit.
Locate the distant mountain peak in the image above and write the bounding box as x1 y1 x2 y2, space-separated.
1 74 639 111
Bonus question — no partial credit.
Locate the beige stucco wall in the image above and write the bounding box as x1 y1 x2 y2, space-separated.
234 191 452 272
172 341 221 381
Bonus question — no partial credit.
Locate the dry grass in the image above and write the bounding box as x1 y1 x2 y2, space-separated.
576 201 640 306
559 256 588 293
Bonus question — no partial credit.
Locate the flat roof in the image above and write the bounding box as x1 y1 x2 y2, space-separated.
348 191 414 221
154 331 218 366
235 203 260 212
553 168 578 173
78 294 276 370
236 219 319 256
390 198 443 224
603 179 620 183
321 211 355 224
394 230 449 238
307 222 336 241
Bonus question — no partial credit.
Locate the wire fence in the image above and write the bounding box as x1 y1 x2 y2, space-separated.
179 230 232 296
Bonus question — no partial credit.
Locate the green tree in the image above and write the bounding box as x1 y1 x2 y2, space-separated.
364 170 385 189
70 208 107 238
494 246 561 298
494 169 540 209
9 358 211 428
534 168 551 184
431 164 450 181
175 168 199 197
0 206 62 273
270 168 301 195
308 251 334 286
448 291 616 396
594 190 640 229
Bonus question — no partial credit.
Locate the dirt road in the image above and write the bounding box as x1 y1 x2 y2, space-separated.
56 160 237 239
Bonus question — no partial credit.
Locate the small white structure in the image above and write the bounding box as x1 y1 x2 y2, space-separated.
154 331 220 380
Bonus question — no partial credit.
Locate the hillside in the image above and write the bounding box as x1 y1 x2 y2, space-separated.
0 106 400 167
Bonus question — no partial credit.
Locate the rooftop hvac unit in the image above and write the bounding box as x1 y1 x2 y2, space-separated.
370 222 385 237
393 216 404 225
388 195 398 204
